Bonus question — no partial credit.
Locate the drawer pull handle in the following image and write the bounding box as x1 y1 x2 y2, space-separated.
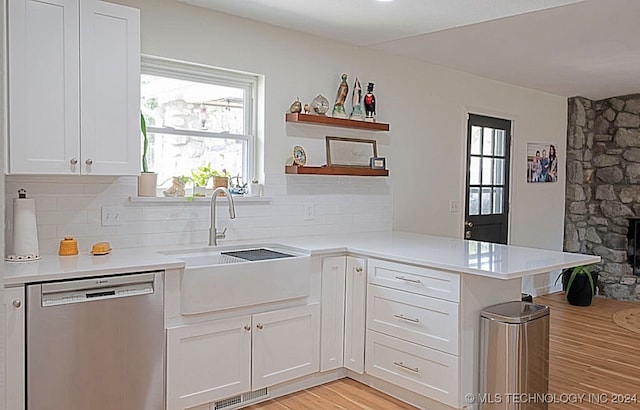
394 314 419 323
393 361 419 373
395 276 421 284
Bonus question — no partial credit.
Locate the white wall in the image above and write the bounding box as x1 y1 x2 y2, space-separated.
5 0 569 295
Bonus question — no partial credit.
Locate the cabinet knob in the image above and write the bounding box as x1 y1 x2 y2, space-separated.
256 323 264 330
12 300 21 308
70 158 78 165
85 158 93 165
244 324 251 331
355 266 363 273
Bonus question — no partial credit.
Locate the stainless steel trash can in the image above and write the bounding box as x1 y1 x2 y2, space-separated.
480 301 550 409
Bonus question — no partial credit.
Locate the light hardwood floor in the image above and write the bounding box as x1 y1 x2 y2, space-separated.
247 292 640 410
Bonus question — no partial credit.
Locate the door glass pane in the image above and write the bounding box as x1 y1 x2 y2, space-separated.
494 158 504 186
470 157 481 185
493 188 504 214
471 126 482 155
482 158 493 185
483 128 494 155
469 187 480 215
481 187 492 215
494 129 506 157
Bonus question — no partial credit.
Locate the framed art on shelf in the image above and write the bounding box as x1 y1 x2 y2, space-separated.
325 136 377 167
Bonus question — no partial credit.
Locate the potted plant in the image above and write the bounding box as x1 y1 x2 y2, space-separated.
138 114 157 197
555 265 598 306
190 163 230 197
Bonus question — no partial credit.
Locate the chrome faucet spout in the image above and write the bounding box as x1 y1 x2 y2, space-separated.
209 187 236 246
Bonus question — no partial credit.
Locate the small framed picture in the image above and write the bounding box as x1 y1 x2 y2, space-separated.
370 157 386 169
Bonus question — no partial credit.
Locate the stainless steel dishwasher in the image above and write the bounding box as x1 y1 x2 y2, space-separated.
26 271 165 410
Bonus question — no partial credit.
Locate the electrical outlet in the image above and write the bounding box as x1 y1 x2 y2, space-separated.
449 200 459 213
101 205 123 226
303 203 315 221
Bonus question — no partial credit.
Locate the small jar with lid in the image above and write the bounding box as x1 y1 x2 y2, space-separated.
58 237 79 256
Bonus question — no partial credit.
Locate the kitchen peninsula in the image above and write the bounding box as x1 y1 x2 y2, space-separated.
4 231 600 410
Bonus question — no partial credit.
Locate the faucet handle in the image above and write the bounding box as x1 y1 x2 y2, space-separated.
216 227 227 239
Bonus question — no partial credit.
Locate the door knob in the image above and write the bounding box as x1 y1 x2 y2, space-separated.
12 300 21 308
465 221 474 228
465 231 472 239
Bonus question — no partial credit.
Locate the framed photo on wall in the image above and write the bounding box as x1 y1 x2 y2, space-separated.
527 142 558 183
325 136 378 167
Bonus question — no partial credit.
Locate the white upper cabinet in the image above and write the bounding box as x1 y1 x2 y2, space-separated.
7 0 140 175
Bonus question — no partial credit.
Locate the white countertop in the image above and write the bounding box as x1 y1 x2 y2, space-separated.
275 231 600 280
3 230 600 285
3 247 184 286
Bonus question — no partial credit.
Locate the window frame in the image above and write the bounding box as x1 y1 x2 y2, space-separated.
140 55 257 184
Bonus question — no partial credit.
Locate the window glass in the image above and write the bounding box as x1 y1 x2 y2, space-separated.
140 59 256 195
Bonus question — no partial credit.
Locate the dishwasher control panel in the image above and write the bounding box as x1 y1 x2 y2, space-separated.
40 272 158 307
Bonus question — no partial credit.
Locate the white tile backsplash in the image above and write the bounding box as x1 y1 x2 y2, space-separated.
5 173 393 255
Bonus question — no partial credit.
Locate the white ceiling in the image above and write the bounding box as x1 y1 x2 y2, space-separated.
179 0 640 100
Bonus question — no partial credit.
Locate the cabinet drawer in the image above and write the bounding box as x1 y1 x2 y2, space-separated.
368 259 459 302
367 285 458 354
365 330 459 408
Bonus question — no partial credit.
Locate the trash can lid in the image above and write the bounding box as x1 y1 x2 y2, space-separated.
480 301 549 323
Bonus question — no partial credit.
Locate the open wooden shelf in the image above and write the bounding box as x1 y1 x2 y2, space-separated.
285 113 390 131
285 165 389 177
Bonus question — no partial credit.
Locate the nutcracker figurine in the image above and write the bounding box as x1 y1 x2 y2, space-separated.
364 82 376 122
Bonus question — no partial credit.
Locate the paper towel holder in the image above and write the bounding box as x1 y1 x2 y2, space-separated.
5 188 41 262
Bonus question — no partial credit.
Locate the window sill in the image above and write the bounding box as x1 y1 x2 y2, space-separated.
129 195 272 205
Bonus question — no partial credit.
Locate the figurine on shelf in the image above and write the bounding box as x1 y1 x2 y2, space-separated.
349 77 364 121
289 97 302 113
303 103 310 114
332 73 349 118
364 82 376 122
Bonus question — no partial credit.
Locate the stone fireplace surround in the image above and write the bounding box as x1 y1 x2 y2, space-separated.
565 94 640 301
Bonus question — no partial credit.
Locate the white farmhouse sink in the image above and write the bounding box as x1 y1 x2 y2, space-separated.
160 244 311 315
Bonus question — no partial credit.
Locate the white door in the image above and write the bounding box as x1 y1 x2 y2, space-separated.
320 256 346 371
8 0 80 174
344 256 366 373
4 287 25 410
252 303 320 389
166 316 251 410
80 0 140 175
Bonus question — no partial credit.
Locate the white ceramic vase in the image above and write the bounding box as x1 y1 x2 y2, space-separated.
138 172 158 197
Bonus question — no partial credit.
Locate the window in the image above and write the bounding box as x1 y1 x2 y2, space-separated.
141 57 257 193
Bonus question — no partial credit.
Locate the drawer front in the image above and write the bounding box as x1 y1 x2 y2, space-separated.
368 259 460 302
367 285 459 355
365 330 459 408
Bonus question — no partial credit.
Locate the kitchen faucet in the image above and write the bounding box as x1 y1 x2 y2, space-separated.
209 187 236 246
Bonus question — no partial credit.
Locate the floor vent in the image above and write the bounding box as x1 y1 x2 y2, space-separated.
243 388 268 402
214 388 269 409
214 395 241 409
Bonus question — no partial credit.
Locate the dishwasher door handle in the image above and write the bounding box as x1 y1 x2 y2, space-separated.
40 272 159 307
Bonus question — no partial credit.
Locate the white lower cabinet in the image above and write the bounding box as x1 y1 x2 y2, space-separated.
365 258 461 408
320 256 366 374
343 256 366 373
4 287 25 410
320 256 346 371
365 330 459 407
167 303 320 410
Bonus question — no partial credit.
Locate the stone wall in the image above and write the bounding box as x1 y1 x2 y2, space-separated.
565 95 640 301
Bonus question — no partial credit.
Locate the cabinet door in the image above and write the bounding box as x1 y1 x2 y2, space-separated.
252 303 320 389
344 256 366 373
4 287 25 410
166 316 251 410
80 1 140 175
320 256 346 371
8 0 80 174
